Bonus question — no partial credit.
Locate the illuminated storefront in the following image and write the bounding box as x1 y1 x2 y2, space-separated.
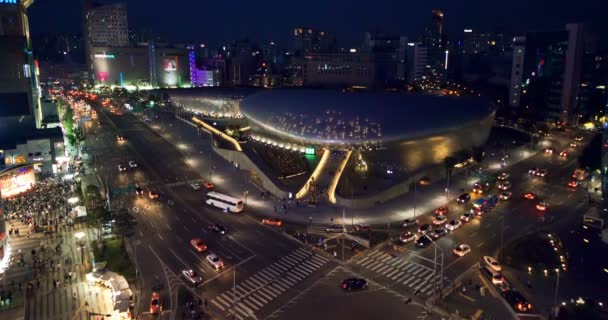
0 164 36 198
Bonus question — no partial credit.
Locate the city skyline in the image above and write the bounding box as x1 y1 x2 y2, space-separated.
29 0 606 47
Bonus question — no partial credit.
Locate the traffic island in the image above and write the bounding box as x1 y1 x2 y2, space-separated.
499 232 565 272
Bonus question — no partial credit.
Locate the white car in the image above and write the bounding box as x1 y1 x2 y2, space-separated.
445 219 462 231
482 256 502 272
453 244 471 256
181 269 202 286
190 182 201 191
498 181 511 190
528 168 539 175
499 192 512 200
432 215 447 226
128 160 138 168
497 172 509 181
399 231 417 243
118 164 127 172
402 218 418 228
535 169 548 177
206 254 224 270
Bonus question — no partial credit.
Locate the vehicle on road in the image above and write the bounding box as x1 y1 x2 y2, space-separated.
482 256 502 272
416 235 432 248
181 269 202 286
204 181 215 190
497 172 509 181
498 181 511 190
503 290 532 312
460 212 474 222
544 147 555 154
118 164 127 172
457 193 471 204
574 136 583 142
435 206 449 215
208 224 228 235
536 202 548 211
148 191 159 199
570 142 578 148
528 167 539 175
150 291 162 314
418 224 432 235
262 218 283 227
453 244 471 256
341 278 367 290
190 239 207 253
399 231 416 243
116 135 124 142
206 254 224 269
481 266 505 285
445 219 462 231
135 185 143 195
473 198 487 209
523 192 536 200
472 177 495 194
128 160 138 168
430 228 448 239
432 214 447 225
535 169 548 177
205 191 244 213
354 224 371 232
402 218 418 228
567 180 578 188
190 182 201 190
326 225 344 233
499 192 512 200
559 150 568 158
572 168 586 181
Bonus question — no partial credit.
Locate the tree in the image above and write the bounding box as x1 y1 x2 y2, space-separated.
84 185 102 207
472 146 485 164
443 156 457 177
87 206 111 241
113 208 137 249
578 133 601 170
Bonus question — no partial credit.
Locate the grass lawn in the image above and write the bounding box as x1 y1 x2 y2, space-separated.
500 233 561 271
91 238 136 282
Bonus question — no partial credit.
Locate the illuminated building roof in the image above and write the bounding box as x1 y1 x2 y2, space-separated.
240 89 494 145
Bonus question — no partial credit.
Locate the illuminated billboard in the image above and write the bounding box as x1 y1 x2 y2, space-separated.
0 165 36 198
97 72 109 82
163 57 178 71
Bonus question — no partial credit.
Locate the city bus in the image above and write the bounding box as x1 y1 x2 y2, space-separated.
205 191 244 213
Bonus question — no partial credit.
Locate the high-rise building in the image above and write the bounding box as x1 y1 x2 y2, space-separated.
603 96 608 212
508 24 586 124
363 32 408 85
293 27 336 56
418 10 448 84
301 52 374 87
406 43 428 83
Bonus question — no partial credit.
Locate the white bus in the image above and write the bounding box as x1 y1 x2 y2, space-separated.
205 191 244 213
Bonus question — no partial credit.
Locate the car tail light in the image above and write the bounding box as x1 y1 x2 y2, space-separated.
342 284 347 289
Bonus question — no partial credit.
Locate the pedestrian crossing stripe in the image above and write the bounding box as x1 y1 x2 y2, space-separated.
392 271 405 280
265 285 282 296
243 299 259 310
385 269 400 278
266 266 281 276
274 261 290 271
292 250 310 259
282 255 299 265
257 272 273 282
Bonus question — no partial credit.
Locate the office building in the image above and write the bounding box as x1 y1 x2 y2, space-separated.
301 52 374 88
418 10 448 85
293 27 336 56
406 43 428 83
363 32 408 85
83 2 128 48
508 24 585 124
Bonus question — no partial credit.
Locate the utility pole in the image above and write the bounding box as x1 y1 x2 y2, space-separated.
553 269 560 317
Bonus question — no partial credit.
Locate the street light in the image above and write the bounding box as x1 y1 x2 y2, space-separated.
424 235 444 301
553 268 561 317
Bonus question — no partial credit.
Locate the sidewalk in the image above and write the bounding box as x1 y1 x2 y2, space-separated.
144 110 557 227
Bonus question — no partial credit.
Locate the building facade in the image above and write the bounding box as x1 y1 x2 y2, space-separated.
363 32 408 85
302 53 375 87
293 27 336 56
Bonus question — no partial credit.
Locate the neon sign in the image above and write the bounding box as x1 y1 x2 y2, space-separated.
94 54 115 59
0 0 18 3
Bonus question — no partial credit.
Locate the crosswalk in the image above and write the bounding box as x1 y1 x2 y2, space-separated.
355 250 445 296
210 248 330 320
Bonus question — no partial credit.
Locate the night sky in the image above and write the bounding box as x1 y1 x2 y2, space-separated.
29 0 606 47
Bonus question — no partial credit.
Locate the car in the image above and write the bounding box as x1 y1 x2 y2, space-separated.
118 164 127 172
326 224 344 233
402 218 419 228
456 193 471 204
574 136 583 142
567 180 578 188
528 167 539 175
453 244 471 256
150 291 162 315
135 185 144 195
190 239 207 253
473 207 487 216
461 212 474 222
535 169 548 177
208 224 228 235
498 181 511 190
482 256 502 272
354 224 371 232
435 206 449 215
523 192 536 200
181 269 202 286
262 218 283 227
445 219 462 231
499 192 512 200
570 142 578 148
418 224 432 234
559 150 568 158
497 172 509 181
432 214 447 226
204 181 215 190
399 231 417 243
116 135 124 142
206 253 224 269
341 278 367 290
128 160 138 168
148 191 159 199
544 147 555 154
430 228 448 239
190 182 201 190
503 290 532 312
481 266 505 285
536 202 548 211
416 235 433 248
